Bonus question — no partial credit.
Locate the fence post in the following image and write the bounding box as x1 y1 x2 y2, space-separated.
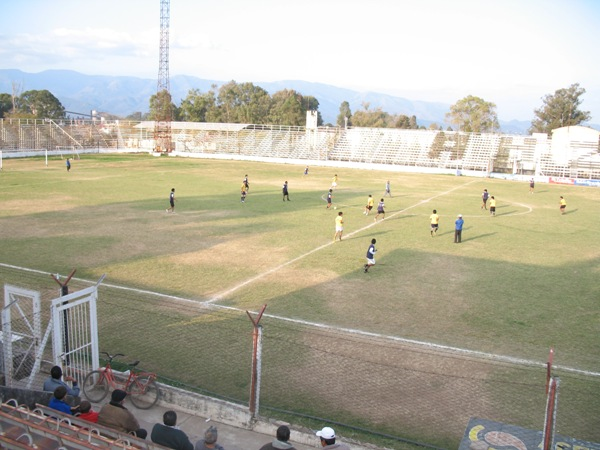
545 347 554 394
50 269 76 365
542 376 560 450
247 305 266 418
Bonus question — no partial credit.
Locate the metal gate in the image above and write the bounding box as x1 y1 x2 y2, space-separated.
2 285 41 387
50 285 100 384
1 284 100 388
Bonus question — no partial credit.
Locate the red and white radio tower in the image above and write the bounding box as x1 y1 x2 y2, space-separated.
154 0 173 152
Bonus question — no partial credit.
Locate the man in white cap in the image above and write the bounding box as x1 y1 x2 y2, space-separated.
316 426 350 449
454 214 464 243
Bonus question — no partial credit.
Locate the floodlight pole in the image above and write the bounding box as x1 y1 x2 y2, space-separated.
51 269 76 365
247 304 267 418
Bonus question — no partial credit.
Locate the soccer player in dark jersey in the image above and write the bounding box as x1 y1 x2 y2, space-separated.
364 239 377 273
282 181 290 201
166 188 176 213
374 199 385 221
326 189 333 209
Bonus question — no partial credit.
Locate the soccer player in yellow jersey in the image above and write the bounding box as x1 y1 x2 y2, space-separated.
241 183 247 203
331 174 338 190
364 195 374 215
489 196 496 216
430 209 439 237
559 196 566 214
334 212 344 242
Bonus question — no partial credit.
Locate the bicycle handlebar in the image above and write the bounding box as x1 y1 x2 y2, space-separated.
101 352 125 361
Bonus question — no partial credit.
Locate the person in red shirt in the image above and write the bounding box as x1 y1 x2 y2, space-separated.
76 400 99 423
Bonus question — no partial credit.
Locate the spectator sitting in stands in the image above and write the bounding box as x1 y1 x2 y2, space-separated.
260 425 296 450
76 400 99 423
43 365 80 397
48 385 77 415
151 410 193 450
195 425 224 450
316 426 350 450
98 389 147 439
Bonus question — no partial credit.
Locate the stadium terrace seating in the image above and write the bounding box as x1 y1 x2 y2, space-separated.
0 400 169 450
2 119 599 180
461 133 502 171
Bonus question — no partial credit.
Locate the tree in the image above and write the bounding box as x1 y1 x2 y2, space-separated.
445 95 499 133
394 114 411 129
179 88 218 122
216 81 241 123
337 101 352 127
0 93 12 118
17 90 65 119
234 82 272 124
409 115 418 129
149 89 175 122
530 83 591 134
351 106 390 128
269 89 306 126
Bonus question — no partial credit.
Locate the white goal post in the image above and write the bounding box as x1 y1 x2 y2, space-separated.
56 146 80 160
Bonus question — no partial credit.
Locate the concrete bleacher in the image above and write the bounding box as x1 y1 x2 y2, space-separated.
462 133 501 171
329 128 440 167
0 400 169 449
5 118 598 181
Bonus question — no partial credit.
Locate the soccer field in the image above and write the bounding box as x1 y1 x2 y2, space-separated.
1 154 599 448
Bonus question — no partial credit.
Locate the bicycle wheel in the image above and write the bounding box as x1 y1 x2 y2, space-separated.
82 370 109 403
127 377 160 409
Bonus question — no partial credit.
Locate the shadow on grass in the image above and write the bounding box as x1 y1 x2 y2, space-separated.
462 232 497 242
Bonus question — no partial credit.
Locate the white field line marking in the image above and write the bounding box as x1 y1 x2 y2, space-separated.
1 261 597 377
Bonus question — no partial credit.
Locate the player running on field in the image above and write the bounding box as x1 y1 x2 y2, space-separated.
430 209 439 236
384 180 391 197
559 196 566 214
326 189 333 209
364 195 374 215
481 189 489 210
331 174 338 190
489 196 496 216
282 181 290 201
374 199 385 221
166 188 176 213
364 239 377 273
333 212 344 242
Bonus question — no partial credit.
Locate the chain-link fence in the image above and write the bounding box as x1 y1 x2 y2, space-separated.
2 264 599 450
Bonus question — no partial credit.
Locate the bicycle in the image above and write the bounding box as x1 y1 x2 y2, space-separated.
82 352 160 409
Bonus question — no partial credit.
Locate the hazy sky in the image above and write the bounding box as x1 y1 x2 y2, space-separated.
1 0 599 122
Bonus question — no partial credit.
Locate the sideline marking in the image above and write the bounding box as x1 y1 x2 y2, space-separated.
1 261 597 377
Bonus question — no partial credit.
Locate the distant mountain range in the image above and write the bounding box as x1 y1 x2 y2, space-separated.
0 69 535 133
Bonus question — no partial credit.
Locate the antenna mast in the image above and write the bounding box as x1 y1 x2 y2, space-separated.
154 0 173 152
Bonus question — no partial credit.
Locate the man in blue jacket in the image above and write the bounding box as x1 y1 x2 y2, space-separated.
43 365 80 397
454 214 464 243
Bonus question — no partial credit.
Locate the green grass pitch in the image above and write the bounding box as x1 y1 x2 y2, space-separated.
1 153 599 447
0 153 598 368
